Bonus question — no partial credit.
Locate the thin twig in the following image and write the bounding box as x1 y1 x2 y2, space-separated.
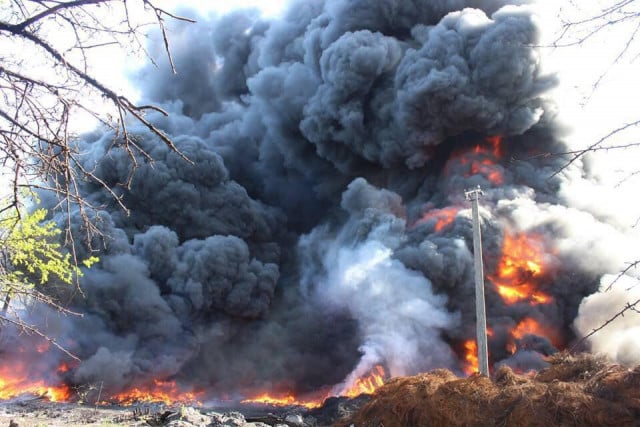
605 261 640 292
0 313 80 360
549 120 640 178
570 297 640 353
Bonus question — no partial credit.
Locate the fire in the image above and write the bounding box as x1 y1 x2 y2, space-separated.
470 158 504 185
461 329 494 375
242 365 387 409
512 318 548 340
341 365 386 398
416 206 460 232
462 340 479 376
485 135 503 157
56 363 71 374
507 317 563 354
0 365 71 402
108 379 203 405
241 392 322 409
489 232 552 305
36 342 50 353
1 348 201 406
446 135 505 185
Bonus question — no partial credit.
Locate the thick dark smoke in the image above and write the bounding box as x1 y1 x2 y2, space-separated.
4 0 637 399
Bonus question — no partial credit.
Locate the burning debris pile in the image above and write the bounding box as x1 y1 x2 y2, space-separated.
1 0 639 411
336 352 640 427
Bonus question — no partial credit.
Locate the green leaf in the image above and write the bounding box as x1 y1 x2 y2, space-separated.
0 201 99 295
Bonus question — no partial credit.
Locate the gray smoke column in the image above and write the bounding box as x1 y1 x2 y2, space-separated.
300 178 459 392
3 0 637 401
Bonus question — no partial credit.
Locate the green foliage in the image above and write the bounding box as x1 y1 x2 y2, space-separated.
0 205 98 294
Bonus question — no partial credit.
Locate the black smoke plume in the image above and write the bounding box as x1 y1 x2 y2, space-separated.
4 0 637 400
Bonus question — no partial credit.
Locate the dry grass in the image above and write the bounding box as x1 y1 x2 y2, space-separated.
336 352 640 427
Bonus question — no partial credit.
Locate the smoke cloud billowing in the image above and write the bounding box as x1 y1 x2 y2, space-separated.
4 0 639 399
574 275 640 366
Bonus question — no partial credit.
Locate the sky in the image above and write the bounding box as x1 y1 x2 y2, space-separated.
87 0 289 96
538 1 640 225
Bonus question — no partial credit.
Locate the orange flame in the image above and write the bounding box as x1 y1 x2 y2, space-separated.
461 329 494 375
507 317 563 354
446 136 505 185
56 363 71 374
108 379 203 405
416 206 460 232
462 340 479 376
0 365 71 402
341 365 386 398
485 135 503 157
241 392 322 409
489 233 552 305
471 158 504 185
242 365 387 409
36 342 50 353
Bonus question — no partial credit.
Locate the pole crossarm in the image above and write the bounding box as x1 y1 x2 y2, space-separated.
465 185 485 201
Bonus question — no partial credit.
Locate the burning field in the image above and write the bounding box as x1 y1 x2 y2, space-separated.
1 0 639 422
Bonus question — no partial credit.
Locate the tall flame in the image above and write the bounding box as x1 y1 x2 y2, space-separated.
489 232 552 305
462 340 479 376
341 365 386 398
485 135 503 157
462 329 494 375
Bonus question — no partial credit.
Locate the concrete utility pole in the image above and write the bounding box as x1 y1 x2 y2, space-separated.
465 186 489 376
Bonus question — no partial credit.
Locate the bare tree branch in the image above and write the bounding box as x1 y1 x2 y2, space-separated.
604 261 640 292
0 0 195 353
0 313 80 361
549 120 640 178
141 0 196 73
9 0 109 32
570 297 640 353
553 1 640 360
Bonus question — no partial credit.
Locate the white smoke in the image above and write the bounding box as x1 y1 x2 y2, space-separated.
537 3 640 366
574 273 640 366
300 179 459 391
